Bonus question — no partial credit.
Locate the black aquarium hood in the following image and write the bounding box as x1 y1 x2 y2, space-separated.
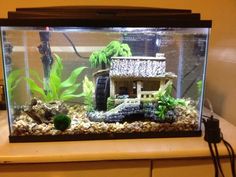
0 6 212 27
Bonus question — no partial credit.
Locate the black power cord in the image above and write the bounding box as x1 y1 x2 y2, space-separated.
203 114 236 177
62 33 89 59
222 137 236 177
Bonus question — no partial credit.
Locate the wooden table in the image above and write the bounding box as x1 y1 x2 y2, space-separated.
0 110 235 177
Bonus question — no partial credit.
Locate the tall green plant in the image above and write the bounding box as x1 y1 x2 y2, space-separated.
153 80 173 100
89 40 132 69
25 54 86 102
7 69 23 102
197 80 203 97
82 76 95 112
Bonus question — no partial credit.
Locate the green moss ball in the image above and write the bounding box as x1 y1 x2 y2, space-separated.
53 114 71 131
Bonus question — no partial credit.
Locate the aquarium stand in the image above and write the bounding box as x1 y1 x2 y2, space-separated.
9 130 202 143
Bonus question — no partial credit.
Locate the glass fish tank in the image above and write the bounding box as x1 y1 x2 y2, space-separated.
0 13 211 142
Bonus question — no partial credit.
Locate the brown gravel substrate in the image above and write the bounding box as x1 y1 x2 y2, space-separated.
12 105 199 136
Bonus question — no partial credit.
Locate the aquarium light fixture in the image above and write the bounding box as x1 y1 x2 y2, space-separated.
112 27 157 32
40 27 158 33
13 46 104 53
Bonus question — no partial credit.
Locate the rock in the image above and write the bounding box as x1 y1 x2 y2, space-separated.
22 98 69 124
83 122 91 129
87 111 106 122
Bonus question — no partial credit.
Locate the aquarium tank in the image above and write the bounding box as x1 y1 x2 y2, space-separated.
0 7 211 142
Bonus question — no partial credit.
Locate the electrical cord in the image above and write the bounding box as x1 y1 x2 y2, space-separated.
62 33 89 59
222 137 236 177
214 143 225 177
203 114 235 177
208 142 219 177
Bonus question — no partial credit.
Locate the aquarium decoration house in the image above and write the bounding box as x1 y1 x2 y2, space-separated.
0 6 212 142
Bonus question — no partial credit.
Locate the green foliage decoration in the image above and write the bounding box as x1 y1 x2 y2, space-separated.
89 40 132 68
154 81 189 120
7 69 23 102
82 76 95 112
25 54 86 102
153 80 175 100
53 114 71 131
156 95 177 120
197 80 203 97
107 96 115 111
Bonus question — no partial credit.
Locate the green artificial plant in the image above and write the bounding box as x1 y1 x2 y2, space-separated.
25 54 86 102
7 69 23 102
89 40 132 69
107 96 116 111
82 76 95 112
197 80 203 97
154 81 189 120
